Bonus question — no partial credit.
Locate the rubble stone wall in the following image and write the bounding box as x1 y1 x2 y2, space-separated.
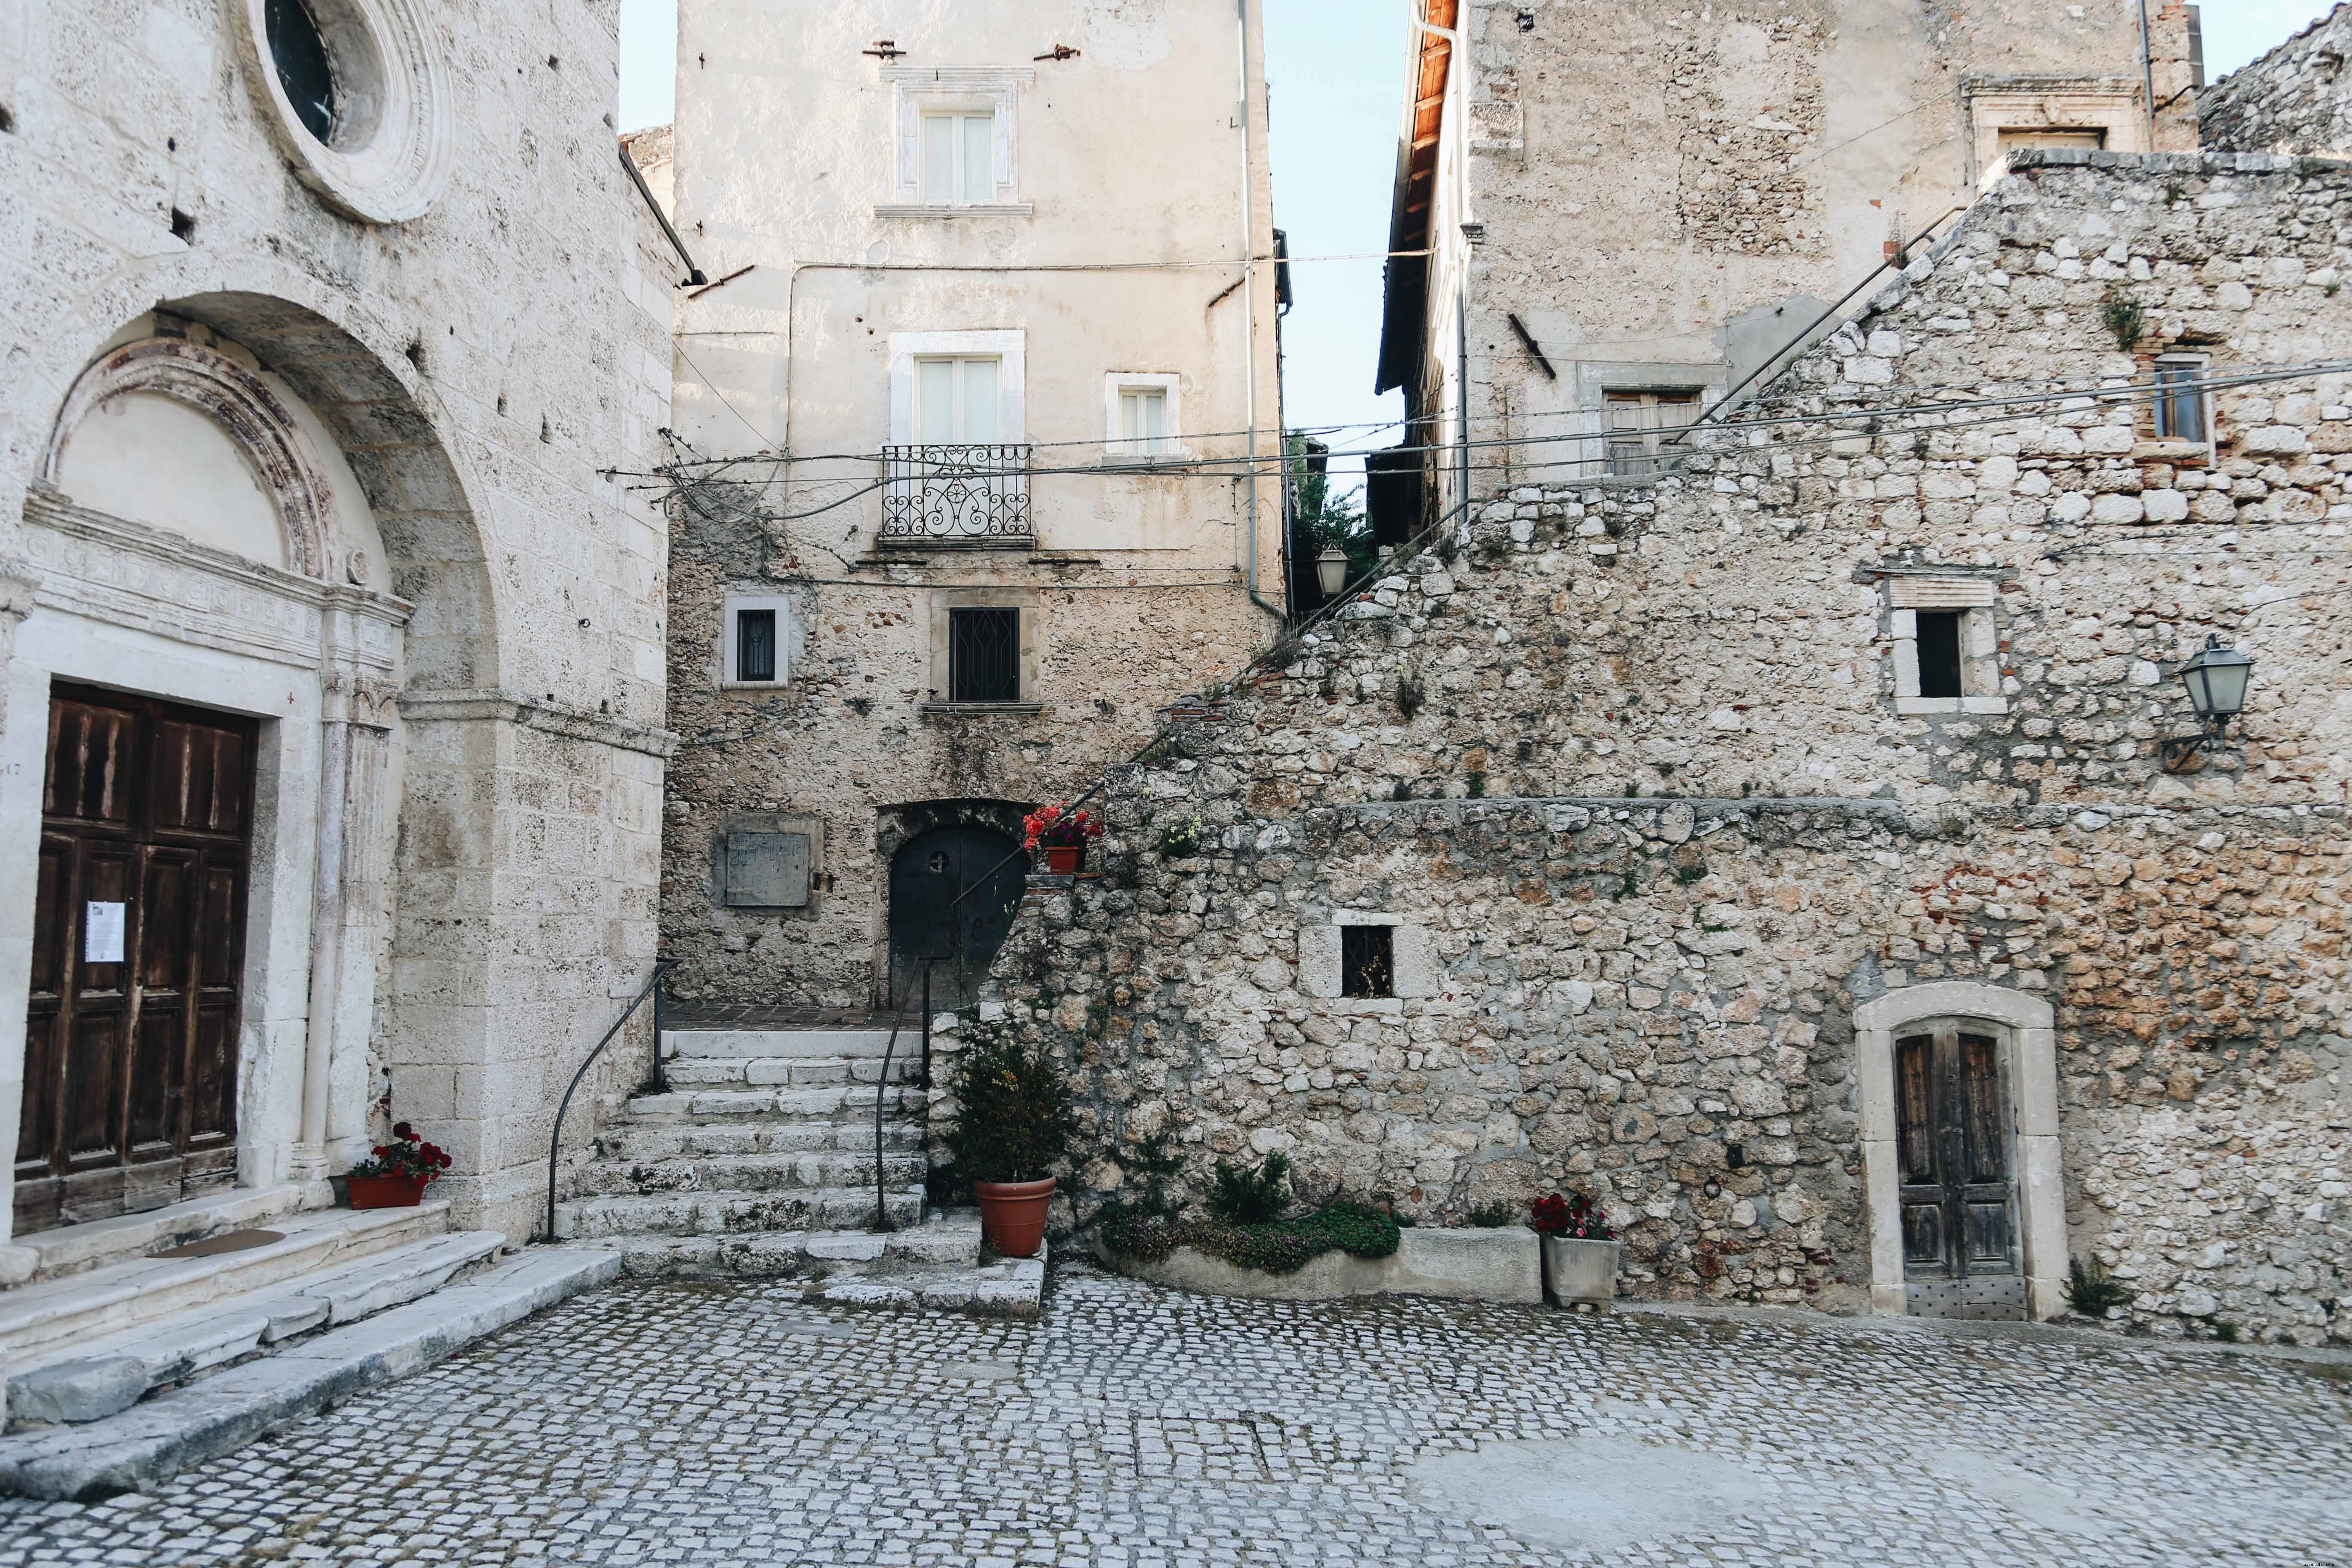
2201 3 2352 156
971 151 2352 1344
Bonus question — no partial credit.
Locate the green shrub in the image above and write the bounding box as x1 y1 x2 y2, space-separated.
943 1021 1071 1184
1207 1153 1290 1225
1099 1200 1401 1276
1468 1200 1516 1228
1156 815 1202 858
2061 1254 2135 1317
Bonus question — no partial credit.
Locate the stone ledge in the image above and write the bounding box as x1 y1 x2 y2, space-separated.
1101 1228 1541 1306
396 689 678 759
0 1248 620 1501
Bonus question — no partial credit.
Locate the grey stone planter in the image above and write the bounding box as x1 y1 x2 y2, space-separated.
1540 1235 1622 1308
1101 1226 1541 1305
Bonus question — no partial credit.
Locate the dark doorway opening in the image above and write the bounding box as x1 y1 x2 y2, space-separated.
17 685 256 1236
887 825 1027 1010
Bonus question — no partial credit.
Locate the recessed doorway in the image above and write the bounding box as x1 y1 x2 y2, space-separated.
886 825 1027 1011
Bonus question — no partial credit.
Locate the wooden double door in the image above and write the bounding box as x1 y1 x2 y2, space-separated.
1896 1024 2026 1319
15 686 256 1235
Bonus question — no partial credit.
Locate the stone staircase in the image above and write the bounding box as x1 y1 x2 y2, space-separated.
0 1185 617 1499
551 1018 1043 1316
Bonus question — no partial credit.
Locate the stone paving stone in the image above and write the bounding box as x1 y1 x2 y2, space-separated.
1 1264 2347 1565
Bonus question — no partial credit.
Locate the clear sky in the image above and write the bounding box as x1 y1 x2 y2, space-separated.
614 0 2340 488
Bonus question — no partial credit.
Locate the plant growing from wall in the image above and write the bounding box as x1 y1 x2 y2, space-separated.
943 1020 1072 1185
2100 291 2147 352
2061 1254 2135 1317
1395 673 1425 720
1207 1152 1290 1224
1156 814 1203 858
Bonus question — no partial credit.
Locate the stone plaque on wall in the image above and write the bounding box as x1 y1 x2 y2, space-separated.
723 832 811 908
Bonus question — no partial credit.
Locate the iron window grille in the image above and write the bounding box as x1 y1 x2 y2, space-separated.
1341 925 1395 998
735 608 777 684
949 608 1021 703
882 444 1033 541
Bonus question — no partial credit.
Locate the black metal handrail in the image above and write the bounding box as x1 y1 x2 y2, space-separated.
873 959 935 1233
545 959 677 1241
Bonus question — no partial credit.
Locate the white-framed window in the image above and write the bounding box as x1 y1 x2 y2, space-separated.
1103 372 1185 461
919 111 996 205
879 67 1034 217
1888 578 2006 715
915 356 1003 443
720 593 793 689
889 331 1025 447
2153 353 2212 452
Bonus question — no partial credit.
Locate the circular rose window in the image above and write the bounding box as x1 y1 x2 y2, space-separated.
237 0 453 224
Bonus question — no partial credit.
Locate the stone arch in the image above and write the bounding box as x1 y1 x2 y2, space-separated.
1853 981 2065 1321
154 291 496 690
42 335 337 579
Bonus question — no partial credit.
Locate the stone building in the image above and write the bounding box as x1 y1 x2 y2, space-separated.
2202 0 2352 157
0 0 677 1276
976 128 2352 1342
654 0 1286 1014
1377 0 2204 517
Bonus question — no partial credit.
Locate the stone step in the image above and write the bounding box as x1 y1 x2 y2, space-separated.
597 1121 924 1162
595 1213 983 1280
663 1055 925 1089
4 1231 509 1423
553 1186 925 1238
0 1184 308 1290
0 1202 454 1369
663 1029 906 1061
625 1083 926 1121
570 1151 929 1198
0 1248 622 1501
815 1246 1047 1322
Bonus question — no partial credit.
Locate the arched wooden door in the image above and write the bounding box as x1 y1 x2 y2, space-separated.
887 826 1026 1011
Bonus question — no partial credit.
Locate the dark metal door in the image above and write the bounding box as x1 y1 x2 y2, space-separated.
1896 1025 2024 1318
16 686 254 1235
887 827 1026 1010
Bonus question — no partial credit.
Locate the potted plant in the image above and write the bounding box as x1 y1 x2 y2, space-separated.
1531 1190 1620 1308
1023 801 1106 874
943 1022 1070 1257
346 1122 453 1209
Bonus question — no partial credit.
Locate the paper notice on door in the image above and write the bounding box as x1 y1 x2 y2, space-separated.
85 901 126 964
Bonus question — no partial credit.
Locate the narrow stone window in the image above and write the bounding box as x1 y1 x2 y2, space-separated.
735 609 776 683
1341 924 1394 998
2154 356 2209 444
949 607 1020 702
1915 611 1963 700
266 0 337 146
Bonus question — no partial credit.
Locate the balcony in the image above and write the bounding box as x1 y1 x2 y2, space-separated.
880 444 1033 544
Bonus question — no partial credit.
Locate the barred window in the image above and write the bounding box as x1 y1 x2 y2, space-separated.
949 608 1020 703
736 609 776 684
1341 924 1395 999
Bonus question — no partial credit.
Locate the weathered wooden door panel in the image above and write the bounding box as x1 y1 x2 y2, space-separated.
13 686 255 1236
1894 1023 2024 1319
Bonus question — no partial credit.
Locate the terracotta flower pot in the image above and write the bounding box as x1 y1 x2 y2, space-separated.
1044 845 1084 874
973 1176 1056 1257
347 1174 429 1210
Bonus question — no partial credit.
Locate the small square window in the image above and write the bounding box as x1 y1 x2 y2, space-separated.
1341 924 1394 998
1603 389 1700 477
736 609 776 683
1104 373 1185 461
949 607 1020 702
1914 611 1963 700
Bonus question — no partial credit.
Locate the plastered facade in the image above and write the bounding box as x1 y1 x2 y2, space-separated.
1384 1 2200 519
659 1 1286 1008
0 0 677 1248
973 151 2352 1344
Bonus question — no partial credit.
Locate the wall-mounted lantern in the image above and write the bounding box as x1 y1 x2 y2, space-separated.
1315 545 1350 599
2160 635 2256 773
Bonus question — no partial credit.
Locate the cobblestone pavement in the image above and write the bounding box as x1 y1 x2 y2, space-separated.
3 1264 2348 1566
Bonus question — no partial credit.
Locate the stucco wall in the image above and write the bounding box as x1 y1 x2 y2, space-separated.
971 151 2352 1344
0 0 677 1242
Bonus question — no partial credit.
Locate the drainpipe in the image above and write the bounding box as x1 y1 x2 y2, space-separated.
1237 0 1283 623
2137 0 2158 146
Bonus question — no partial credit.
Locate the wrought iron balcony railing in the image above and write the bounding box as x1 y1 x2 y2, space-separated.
880 444 1033 542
